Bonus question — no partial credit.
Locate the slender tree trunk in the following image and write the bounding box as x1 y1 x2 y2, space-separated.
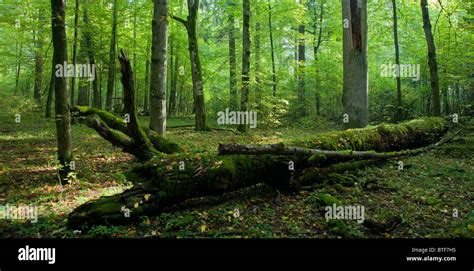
144 59 150 114
15 41 23 95
169 41 178 117
297 24 306 116
51 0 73 180
34 8 45 103
70 0 79 106
82 0 99 108
133 10 137 96
98 62 103 107
421 0 441 117
172 0 208 131
313 1 324 58
228 1 238 111
315 92 321 115
268 0 276 97
255 22 261 110
238 0 251 132
313 1 324 116
105 0 118 111
342 0 368 129
392 0 402 121
45 56 55 118
188 0 207 131
77 81 89 106
149 0 168 136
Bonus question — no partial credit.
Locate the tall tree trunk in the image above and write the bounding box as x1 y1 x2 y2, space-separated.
297 24 306 116
315 92 321 116
149 0 168 136
312 0 324 58
15 41 23 95
255 21 261 110
172 0 208 131
82 0 100 108
228 1 238 111
77 81 89 106
45 56 55 118
268 0 276 97
238 0 251 132
51 0 73 181
105 0 118 111
168 40 178 117
421 0 440 117
392 0 402 121
34 8 44 103
342 0 368 129
144 59 150 114
98 62 103 107
133 9 137 96
70 0 79 106
313 0 324 116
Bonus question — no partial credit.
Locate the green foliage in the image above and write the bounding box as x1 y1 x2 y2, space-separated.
255 96 290 127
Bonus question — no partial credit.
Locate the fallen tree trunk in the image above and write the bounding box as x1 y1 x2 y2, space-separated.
218 127 458 166
72 106 181 155
288 117 449 152
67 117 453 229
67 154 294 228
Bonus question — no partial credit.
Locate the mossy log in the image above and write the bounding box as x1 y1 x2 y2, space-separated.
68 155 294 228
70 50 180 156
72 106 181 155
67 117 453 229
290 117 449 152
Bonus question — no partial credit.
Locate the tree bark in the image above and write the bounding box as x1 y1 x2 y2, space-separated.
133 9 137 97
255 21 262 111
144 58 150 114
82 0 100 108
312 0 324 59
119 49 160 159
149 0 168 136
34 8 45 103
72 105 180 155
70 0 79 106
297 24 306 116
227 1 238 111
15 41 23 95
238 0 251 132
172 0 208 131
168 40 178 117
45 56 55 118
392 0 402 121
268 0 277 97
51 0 73 181
342 0 368 129
421 0 441 117
313 0 324 116
105 0 118 111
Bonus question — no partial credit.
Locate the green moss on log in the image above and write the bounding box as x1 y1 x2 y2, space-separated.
293 117 449 152
72 106 180 154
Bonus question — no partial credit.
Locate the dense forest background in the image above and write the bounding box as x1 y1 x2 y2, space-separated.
1 0 472 125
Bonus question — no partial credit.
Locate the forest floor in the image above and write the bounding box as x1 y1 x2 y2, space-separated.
0 112 473 238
